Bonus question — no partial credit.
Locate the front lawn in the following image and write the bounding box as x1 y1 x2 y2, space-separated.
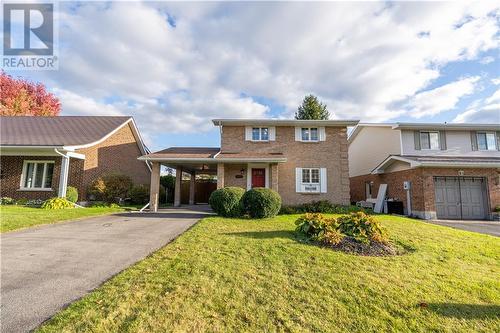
38 215 499 332
0 205 125 233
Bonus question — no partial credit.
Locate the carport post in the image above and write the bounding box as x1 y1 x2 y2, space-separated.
189 172 196 205
174 167 183 207
149 162 160 212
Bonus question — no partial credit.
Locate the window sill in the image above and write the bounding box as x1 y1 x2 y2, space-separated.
297 192 322 195
18 188 54 192
299 141 320 143
249 140 270 143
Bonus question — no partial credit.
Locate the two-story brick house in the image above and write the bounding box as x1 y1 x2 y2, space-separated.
349 123 500 220
140 119 358 211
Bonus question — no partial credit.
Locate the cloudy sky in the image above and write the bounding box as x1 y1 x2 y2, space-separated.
6 1 500 150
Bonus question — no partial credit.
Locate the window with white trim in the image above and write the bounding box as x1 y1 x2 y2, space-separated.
298 168 323 193
420 131 440 150
476 132 497 151
252 127 269 141
301 127 319 141
21 161 55 190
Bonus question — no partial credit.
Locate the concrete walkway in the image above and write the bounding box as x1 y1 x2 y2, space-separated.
427 219 500 237
1 206 212 333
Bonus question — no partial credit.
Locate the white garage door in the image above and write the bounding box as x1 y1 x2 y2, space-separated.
434 177 488 220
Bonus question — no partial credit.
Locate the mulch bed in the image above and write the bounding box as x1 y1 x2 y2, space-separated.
326 237 399 256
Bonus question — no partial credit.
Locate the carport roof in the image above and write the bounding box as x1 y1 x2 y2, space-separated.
138 147 287 163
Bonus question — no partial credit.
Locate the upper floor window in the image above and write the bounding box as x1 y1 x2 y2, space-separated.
477 132 496 151
301 127 319 141
252 127 269 141
21 161 54 190
420 131 440 150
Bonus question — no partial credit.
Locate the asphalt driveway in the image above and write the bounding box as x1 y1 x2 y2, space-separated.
427 219 500 237
1 206 211 333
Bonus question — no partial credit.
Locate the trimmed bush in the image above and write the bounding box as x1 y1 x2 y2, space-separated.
209 187 245 217
66 186 79 203
129 185 149 205
26 199 44 207
88 173 133 203
41 197 74 209
241 188 282 218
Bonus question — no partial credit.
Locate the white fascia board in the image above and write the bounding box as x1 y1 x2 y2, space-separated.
419 161 500 168
212 119 359 127
392 123 500 131
64 118 132 150
138 156 287 163
370 155 419 174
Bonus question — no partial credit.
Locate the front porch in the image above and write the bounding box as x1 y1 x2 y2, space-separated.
139 147 286 212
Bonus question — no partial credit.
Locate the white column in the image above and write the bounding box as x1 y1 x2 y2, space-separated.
58 155 70 197
149 162 161 212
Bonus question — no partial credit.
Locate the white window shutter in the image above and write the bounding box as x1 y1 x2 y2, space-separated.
319 127 326 141
269 127 276 141
295 127 302 141
245 126 252 141
295 168 302 192
320 168 327 193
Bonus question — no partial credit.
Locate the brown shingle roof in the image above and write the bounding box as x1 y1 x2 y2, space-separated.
0 116 132 146
144 147 221 159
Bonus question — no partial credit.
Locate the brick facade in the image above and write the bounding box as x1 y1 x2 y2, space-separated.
221 126 350 205
350 167 500 219
0 123 150 201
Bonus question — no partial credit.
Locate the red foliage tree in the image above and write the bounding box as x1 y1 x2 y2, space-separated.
0 72 60 116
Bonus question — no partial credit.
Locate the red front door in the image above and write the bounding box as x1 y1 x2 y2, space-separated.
251 168 265 188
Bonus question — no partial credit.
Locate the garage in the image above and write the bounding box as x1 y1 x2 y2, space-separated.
434 176 489 220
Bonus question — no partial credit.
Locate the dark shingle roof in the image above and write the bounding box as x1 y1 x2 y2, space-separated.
145 147 221 159
0 116 132 146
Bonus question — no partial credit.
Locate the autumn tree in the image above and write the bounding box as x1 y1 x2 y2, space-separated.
295 94 330 120
0 72 60 116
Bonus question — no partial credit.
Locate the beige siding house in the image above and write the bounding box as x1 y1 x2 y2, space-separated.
140 118 358 211
349 123 500 220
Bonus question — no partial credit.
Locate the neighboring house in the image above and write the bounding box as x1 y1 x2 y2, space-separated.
139 119 358 211
349 123 500 220
0 116 150 201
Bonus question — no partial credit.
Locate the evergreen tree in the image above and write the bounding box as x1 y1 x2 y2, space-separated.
295 94 330 120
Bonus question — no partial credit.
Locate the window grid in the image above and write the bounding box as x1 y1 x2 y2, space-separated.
301 127 319 141
21 161 55 189
252 127 269 141
477 132 496 151
420 131 439 150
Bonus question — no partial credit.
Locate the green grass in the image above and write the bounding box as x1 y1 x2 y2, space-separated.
0 205 125 233
38 215 499 332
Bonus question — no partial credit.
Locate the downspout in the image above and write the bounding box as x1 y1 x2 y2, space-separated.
54 149 70 198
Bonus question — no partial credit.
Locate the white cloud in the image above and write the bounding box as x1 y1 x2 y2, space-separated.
21 1 500 141
491 77 500 85
406 77 480 118
453 89 500 123
479 56 495 64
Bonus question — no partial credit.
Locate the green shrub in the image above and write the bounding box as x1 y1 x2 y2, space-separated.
280 200 370 215
129 185 149 204
87 201 120 208
295 213 338 239
241 188 282 218
295 212 387 246
209 187 245 217
336 212 387 244
66 186 79 203
41 197 74 209
495 205 500 212
88 174 133 203
0 197 15 205
16 198 28 205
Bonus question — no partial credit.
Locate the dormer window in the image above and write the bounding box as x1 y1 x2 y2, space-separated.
476 132 496 151
252 127 269 141
420 131 440 150
301 128 319 141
